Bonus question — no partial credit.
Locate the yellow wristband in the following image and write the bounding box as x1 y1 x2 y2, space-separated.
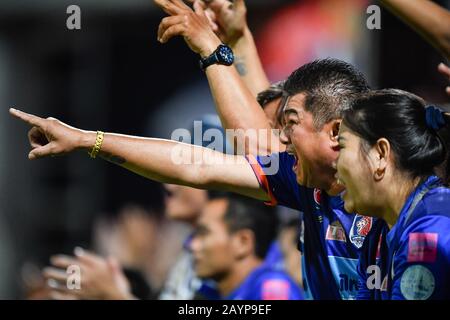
89 131 104 159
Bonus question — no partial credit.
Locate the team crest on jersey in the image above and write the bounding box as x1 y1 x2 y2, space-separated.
349 214 373 249
326 220 347 242
313 188 322 205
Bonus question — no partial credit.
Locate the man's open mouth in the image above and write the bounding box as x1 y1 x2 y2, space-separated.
287 148 299 171
292 154 299 171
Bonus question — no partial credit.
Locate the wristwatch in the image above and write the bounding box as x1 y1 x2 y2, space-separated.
199 44 235 71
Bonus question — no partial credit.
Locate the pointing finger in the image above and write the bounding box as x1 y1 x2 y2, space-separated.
9 108 45 128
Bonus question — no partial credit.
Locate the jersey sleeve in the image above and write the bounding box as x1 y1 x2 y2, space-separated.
246 152 305 211
391 215 450 300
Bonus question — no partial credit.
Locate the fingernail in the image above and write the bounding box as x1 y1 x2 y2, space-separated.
74 247 84 256
47 279 59 289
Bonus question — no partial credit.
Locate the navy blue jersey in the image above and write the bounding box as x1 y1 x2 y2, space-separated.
357 176 450 300
264 241 284 271
247 152 373 300
196 264 303 300
356 219 390 300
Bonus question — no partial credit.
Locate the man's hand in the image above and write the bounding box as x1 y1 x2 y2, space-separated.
438 63 450 96
43 248 133 300
155 0 222 57
9 108 91 160
189 0 248 47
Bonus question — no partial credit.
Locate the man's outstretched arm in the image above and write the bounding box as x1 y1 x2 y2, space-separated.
9 108 268 201
380 0 450 59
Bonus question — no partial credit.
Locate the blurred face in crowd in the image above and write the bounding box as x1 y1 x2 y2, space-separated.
189 199 253 280
280 93 343 195
164 184 208 223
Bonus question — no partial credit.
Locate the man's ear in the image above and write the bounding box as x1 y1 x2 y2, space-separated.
231 229 255 260
328 119 341 148
373 138 390 181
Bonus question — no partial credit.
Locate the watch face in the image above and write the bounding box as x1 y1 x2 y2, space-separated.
217 45 234 65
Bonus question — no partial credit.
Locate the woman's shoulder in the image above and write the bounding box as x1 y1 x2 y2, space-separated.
420 186 450 217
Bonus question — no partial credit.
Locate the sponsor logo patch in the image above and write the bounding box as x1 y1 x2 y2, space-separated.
262 280 290 300
313 188 322 205
400 265 435 300
407 233 438 263
326 220 347 242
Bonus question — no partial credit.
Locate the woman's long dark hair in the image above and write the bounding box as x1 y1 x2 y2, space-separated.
343 89 450 185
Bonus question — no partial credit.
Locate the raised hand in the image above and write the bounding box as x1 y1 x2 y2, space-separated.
438 63 450 96
192 0 248 46
154 0 222 57
43 247 133 300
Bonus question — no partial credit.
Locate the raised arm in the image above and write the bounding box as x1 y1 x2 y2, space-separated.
155 0 281 155
9 108 268 201
200 0 270 97
380 0 450 59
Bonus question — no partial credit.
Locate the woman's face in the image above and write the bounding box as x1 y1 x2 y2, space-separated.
336 123 381 216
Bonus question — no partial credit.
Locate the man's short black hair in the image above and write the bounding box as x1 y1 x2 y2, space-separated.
284 58 370 129
257 81 286 108
222 194 278 259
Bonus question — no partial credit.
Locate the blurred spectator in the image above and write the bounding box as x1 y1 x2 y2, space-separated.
191 194 302 300
92 204 191 297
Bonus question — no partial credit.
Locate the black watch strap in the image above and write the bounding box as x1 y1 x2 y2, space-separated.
199 44 234 71
199 53 217 70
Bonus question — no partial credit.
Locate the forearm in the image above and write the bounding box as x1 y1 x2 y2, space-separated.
80 131 219 187
231 27 271 97
205 64 280 155
78 130 266 199
380 0 450 59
